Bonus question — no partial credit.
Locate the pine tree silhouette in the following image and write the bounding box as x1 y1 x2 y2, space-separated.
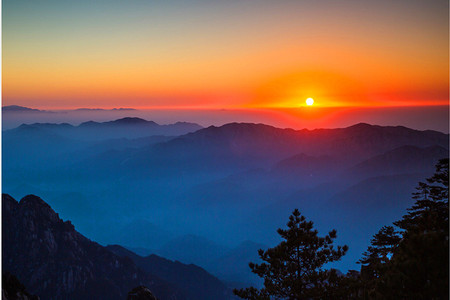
234 209 348 299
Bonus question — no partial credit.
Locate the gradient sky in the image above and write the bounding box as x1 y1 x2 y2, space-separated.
2 0 449 110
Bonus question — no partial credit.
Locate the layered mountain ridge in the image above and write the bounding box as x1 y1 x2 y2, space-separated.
3 120 448 288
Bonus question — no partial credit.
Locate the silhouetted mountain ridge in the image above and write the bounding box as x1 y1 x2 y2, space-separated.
121 122 448 179
107 245 231 300
3 105 49 113
79 117 156 127
164 122 447 160
74 108 137 111
105 117 156 126
2 105 138 113
5 117 202 140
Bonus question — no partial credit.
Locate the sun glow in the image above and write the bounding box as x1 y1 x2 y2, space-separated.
306 98 314 106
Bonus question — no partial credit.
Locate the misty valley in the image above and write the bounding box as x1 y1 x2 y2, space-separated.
2 111 448 299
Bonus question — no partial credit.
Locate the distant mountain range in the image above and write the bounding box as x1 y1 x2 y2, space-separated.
3 117 202 140
145 122 447 165
2 105 137 113
74 108 137 111
2 194 232 300
114 122 448 182
3 105 51 113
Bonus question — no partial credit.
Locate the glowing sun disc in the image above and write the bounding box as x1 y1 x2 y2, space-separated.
306 98 314 106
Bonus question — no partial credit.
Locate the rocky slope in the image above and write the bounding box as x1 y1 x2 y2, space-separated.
2 194 182 300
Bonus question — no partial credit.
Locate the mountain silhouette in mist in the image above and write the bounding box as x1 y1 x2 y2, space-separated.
125 122 448 172
2 105 137 113
74 108 137 111
157 235 229 267
2 118 202 170
205 240 267 288
5 117 202 140
2 105 51 113
347 145 448 178
80 117 155 127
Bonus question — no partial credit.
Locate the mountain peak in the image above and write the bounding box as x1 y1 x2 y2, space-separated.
109 117 156 125
19 194 61 224
17 124 39 130
78 120 101 127
344 123 379 131
347 122 373 128
3 105 43 112
2 194 18 211
20 194 51 208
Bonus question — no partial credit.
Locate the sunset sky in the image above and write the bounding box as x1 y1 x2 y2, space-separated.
2 0 449 111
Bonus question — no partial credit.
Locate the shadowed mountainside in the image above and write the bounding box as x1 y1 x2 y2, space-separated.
107 245 231 300
2 194 233 300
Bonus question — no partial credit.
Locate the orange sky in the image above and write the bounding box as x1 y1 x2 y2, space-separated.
2 1 449 110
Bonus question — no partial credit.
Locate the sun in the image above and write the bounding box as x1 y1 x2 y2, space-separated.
306 98 314 106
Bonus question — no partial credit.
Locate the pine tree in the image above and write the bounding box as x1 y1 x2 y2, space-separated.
358 226 401 298
394 158 448 232
386 158 449 299
233 209 348 299
358 158 449 299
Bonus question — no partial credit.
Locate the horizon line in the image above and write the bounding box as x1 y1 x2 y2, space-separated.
3 103 450 111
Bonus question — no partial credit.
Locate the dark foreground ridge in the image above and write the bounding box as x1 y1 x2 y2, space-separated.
2 194 172 299
2 194 231 300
